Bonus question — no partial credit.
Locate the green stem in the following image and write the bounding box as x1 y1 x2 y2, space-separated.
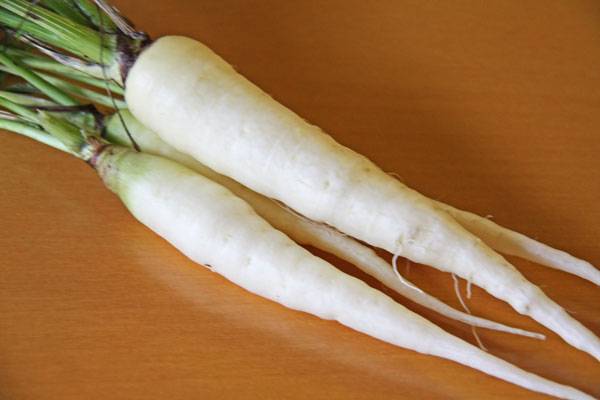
0 0 116 65
0 51 125 144
0 91 55 107
36 110 89 156
0 52 126 109
0 52 78 106
3 47 124 94
72 0 117 32
37 71 127 109
2 85 100 134
3 82 41 95
0 117 69 153
41 0 91 27
0 10 62 49
0 95 39 122
21 56 125 95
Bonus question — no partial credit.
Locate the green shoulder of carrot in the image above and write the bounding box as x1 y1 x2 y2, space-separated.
0 2 598 399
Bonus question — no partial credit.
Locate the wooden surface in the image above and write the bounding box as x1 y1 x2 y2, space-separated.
1 1 599 399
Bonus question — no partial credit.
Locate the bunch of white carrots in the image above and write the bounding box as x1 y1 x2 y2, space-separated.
0 1 597 398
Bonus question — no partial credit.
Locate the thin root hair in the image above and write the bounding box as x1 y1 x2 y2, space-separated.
392 253 424 294
452 273 488 351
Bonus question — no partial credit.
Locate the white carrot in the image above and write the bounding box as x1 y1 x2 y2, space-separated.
0 52 593 400
2 1 592 359
104 111 544 339
121 36 600 360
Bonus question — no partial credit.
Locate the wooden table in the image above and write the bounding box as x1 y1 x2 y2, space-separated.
1 1 599 399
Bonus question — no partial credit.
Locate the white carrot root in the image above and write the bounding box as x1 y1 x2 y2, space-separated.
432 201 600 286
97 148 592 400
125 36 600 360
105 111 544 339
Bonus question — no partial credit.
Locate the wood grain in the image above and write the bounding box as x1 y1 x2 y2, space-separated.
1 1 599 399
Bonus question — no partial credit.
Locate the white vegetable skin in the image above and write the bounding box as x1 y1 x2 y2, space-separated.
96 148 592 400
125 36 600 360
106 112 543 338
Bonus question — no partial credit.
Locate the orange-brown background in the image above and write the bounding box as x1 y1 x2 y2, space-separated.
1 1 599 399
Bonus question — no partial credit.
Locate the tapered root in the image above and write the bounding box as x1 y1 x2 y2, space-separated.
434 201 600 286
432 332 596 400
526 285 600 361
478 266 600 362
